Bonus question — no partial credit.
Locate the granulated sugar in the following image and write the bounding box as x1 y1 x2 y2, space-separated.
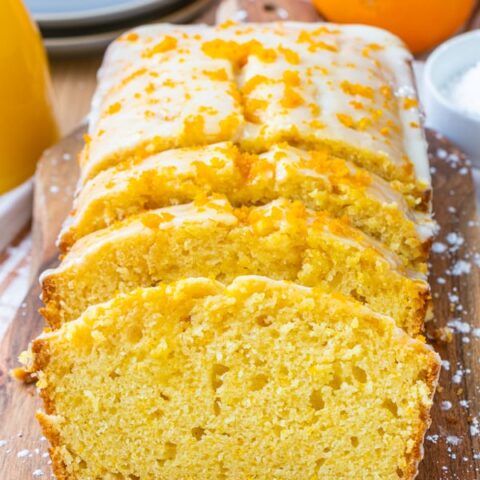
443 61 480 118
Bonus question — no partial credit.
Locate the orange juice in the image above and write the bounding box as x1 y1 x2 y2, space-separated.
0 0 59 194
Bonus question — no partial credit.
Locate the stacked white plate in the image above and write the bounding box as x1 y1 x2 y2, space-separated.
25 0 213 54
0 180 33 252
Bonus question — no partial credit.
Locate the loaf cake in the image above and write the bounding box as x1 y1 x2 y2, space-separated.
23 21 439 480
60 142 434 269
43 196 429 335
26 276 440 480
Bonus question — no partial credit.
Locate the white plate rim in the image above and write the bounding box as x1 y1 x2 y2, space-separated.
31 0 181 28
43 0 212 54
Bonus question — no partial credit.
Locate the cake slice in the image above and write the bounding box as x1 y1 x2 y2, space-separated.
42 196 429 335
81 23 430 208
26 276 440 480
60 143 434 269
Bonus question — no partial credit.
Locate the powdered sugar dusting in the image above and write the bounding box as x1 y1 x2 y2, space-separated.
425 138 480 478
0 433 53 478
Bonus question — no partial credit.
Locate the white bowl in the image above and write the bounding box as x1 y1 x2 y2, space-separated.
424 30 480 165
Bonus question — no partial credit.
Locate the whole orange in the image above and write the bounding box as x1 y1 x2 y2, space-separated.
312 0 475 54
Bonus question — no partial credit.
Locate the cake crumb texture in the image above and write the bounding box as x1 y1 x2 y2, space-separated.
42 197 429 336
29 277 440 480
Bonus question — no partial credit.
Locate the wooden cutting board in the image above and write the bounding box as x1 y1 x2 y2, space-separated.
1 1 480 478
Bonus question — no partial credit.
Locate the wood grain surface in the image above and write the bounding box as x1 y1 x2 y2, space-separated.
1 1 480 479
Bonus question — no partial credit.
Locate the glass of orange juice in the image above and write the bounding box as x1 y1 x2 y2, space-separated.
0 0 59 195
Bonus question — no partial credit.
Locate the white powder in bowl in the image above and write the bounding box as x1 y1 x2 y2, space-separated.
445 61 480 117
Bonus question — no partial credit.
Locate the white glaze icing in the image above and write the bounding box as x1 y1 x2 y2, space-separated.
82 22 430 195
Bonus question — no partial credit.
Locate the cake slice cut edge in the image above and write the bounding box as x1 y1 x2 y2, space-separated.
59 143 435 270
42 196 430 336
26 276 440 480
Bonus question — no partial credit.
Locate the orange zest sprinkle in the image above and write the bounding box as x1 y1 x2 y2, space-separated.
311 26 340 35
241 75 271 95
117 68 147 91
141 212 175 229
218 19 237 29
119 32 139 42
340 80 374 99
403 97 419 109
309 103 321 116
298 31 338 52
219 114 241 138
349 100 364 110
361 44 383 58
203 68 229 81
162 79 176 88
356 117 371 131
126 32 139 41
336 113 370 131
309 119 326 130
370 108 384 120
142 36 178 58
198 106 219 115
310 41 338 53
106 102 122 115
251 43 278 63
278 45 300 65
380 85 393 100
183 115 206 145
336 113 355 129
282 70 301 87
201 39 277 67
280 86 304 109
244 98 268 124
201 39 238 60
